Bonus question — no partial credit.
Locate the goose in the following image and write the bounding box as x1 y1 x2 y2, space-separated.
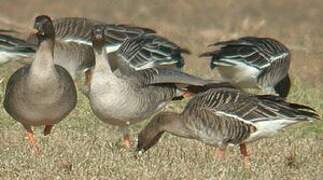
88 25 220 148
3 15 77 152
200 37 291 98
137 87 319 167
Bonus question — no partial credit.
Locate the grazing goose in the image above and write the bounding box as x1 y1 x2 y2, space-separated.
3 15 77 152
88 25 218 148
200 37 291 98
137 87 319 167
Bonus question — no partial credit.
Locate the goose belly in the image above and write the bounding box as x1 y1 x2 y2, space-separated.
243 119 299 143
217 63 260 88
6 94 74 126
90 89 169 126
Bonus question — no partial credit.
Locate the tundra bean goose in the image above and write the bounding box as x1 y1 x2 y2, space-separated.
88 25 217 148
3 15 77 152
137 87 318 167
200 37 291 98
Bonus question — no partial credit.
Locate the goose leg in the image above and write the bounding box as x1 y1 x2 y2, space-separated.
215 147 226 160
43 125 54 136
24 126 41 153
119 127 131 148
239 143 251 168
123 134 131 149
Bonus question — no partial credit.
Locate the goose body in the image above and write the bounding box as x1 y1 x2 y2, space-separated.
90 33 206 126
137 87 318 166
90 70 177 126
88 26 216 147
200 37 291 98
3 15 77 152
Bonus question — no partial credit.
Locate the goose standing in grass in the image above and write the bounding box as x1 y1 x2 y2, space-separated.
88 25 219 148
200 37 291 98
137 87 319 167
3 16 77 152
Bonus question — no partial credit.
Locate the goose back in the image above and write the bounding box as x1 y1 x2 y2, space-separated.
200 37 291 95
182 88 318 145
116 33 189 70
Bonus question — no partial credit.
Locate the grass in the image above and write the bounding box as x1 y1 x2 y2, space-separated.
0 0 323 179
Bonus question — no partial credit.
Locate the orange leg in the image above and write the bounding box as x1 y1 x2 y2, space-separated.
123 134 131 149
25 127 41 154
239 143 251 168
43 125 54 136
215 147 226 160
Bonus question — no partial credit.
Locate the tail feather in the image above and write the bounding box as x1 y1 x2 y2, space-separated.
257 94 320 121
274 74 291 98
0 33 36 54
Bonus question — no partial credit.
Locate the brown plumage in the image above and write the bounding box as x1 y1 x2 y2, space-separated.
3 15 77 153
137 87 319 166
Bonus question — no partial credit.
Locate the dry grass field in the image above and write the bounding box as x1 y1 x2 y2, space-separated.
0 0 322 179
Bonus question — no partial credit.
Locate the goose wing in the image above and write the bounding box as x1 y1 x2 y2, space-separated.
186 88 319 124
135 68 210 86
117 33 189 71
0 32 36 65
52 17 155 48
200 37 290 70
0 32 36 53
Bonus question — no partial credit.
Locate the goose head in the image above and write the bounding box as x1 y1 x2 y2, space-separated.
91 25 106 54
136 113 170 154
33 15 55 43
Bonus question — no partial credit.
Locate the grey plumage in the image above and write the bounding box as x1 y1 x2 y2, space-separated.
0 31 36 65
200 37 291 98
52 17 155 46
89 27 210 125
88 26 217 147
0 16 186 79
117 33 190 70
137 87 318 156
3 15 77 151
